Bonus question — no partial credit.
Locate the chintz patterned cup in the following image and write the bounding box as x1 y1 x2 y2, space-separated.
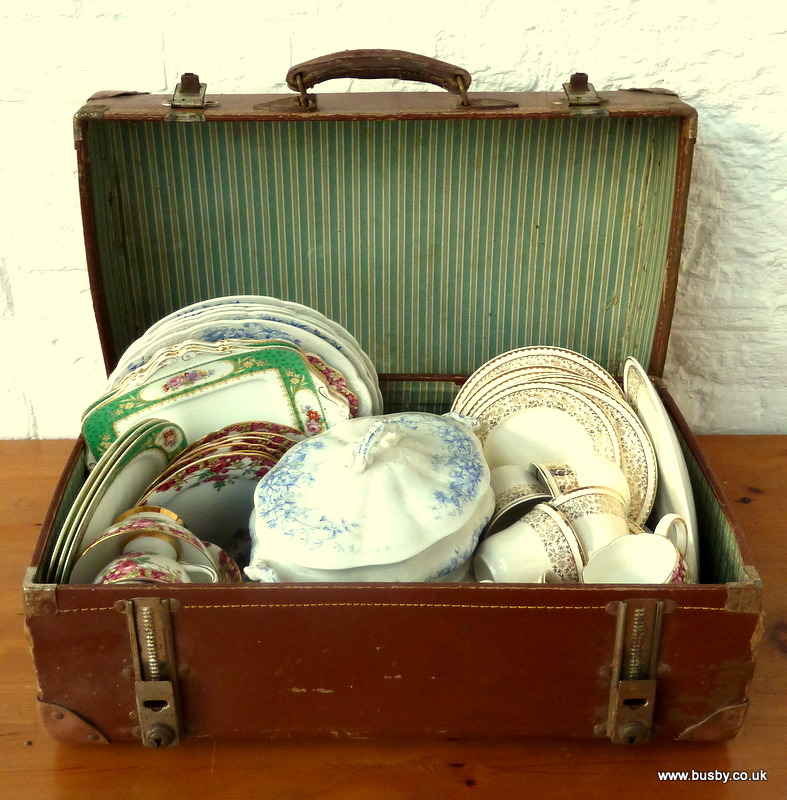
549 486 629 559
71 507 240 584
531 455 631 512
473 502 585 583
94 548 218 585
485 465 551 537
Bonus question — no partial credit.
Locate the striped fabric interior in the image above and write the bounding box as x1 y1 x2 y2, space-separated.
87 115 679 392
37 457 87 581
677 431 747 584
51 112 753 587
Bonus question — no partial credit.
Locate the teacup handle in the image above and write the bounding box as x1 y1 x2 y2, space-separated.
653 513 688 556
182 563 218 583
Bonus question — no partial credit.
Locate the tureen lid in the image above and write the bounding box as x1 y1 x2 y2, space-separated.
250 412 490 569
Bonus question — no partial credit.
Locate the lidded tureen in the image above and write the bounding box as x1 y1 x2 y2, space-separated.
246 412 492 581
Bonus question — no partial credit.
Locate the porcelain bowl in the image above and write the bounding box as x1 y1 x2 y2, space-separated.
246 412 492 579
246 488 494 583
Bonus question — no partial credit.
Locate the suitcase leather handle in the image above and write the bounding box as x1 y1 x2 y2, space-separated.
286 49 472 108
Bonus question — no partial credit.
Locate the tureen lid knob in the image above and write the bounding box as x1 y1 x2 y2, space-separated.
352 420 402 472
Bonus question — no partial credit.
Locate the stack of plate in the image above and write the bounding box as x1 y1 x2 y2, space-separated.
136 421 306 566
452 347 700 582
42 419 188 583
451 346 658 527
81 296 382 466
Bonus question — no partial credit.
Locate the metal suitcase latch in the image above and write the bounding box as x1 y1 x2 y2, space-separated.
118 597 183 747
563 72 606 106
604 598 674 744
169 72 207 108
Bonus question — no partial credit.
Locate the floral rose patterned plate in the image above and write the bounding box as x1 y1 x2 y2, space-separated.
145 444 290 494
82 341 349 463
135 295 381 404
138 451 281 567
165 438 296 472
108 297 382 414
190 420 306 448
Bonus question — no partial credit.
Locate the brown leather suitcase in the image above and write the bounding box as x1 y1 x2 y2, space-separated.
23 50 762 747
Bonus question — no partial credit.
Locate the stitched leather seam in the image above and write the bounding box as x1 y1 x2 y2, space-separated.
58 603 727 613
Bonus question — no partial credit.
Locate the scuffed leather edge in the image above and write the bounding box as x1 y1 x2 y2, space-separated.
675 701 750 742
726 566 763 614
87 90 150 100
23 567 58 617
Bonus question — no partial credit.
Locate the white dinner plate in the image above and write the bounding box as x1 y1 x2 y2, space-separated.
52 420 187 583
623 357 700 581
474 382 621 470
454 345 624 415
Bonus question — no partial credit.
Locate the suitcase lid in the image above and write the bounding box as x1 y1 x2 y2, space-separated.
75 50 696 411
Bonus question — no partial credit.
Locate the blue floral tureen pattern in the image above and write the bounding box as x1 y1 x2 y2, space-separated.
248 412 492 575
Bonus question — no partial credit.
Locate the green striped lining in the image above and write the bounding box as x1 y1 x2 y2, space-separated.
37 456 87 582
87 115 678 379
676 430 748 584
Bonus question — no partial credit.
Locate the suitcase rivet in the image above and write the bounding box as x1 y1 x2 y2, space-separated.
51 711 63 721
142 724 176 748
619 721 649 745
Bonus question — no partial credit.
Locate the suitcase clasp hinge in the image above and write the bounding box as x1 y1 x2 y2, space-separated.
603 598 674 744
563 73 608 116
118 597 183 747
563 72 601 104
163 72 218 113
169 72 207 108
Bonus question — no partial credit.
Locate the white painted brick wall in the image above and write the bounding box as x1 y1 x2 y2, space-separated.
1 0 785 437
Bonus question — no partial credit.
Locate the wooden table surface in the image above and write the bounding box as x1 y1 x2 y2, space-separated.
2 437 785 799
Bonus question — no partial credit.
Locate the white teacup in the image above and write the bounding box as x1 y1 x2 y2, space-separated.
582 526 689 584
549 486 629 559
531 456 631 511
648 513 689 557
473 502 585 583
486 464 551 537
94 537 218 585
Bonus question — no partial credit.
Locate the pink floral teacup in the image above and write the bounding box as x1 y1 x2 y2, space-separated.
94 536 218 585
